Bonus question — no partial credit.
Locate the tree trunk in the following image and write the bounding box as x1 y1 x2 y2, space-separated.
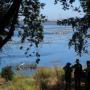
0 0 22 48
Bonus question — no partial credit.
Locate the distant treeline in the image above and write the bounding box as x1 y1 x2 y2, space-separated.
43 21 57 25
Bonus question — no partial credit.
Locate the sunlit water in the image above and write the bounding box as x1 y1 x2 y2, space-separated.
0 22 90 75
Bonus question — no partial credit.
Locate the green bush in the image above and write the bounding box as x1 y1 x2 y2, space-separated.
1 66 14 81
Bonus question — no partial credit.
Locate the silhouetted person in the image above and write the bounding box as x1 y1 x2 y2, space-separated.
72 59 82 90
84 61 90 90
63 62 72 90
0 36 3 47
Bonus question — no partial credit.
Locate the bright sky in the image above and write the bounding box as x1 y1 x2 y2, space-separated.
40 0 85 20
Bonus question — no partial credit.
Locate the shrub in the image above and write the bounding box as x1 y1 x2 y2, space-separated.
1 66 14 81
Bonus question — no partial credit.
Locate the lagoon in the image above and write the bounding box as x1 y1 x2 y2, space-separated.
0 22 90 71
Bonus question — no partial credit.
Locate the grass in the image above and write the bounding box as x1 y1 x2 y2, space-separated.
0 67 64 90
0 76 35 90
33 67 64 90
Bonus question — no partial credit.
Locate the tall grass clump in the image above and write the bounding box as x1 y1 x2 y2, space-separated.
33 68 51 90
1 66 14 82
33 67 64 90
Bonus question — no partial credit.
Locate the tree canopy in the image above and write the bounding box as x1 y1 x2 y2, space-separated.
0 0 22 48
0 0 45 49
55 0 90 56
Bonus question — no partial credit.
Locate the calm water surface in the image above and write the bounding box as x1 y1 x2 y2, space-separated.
0 23 90 72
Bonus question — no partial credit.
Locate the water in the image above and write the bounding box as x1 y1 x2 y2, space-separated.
0 22 90 71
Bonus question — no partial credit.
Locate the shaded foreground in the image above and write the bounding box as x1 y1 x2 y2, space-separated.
0 67 87 90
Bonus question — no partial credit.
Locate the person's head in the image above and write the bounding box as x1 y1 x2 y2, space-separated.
0 36 3 41
87 61 90 67
67 62 71 66
76 59 79 64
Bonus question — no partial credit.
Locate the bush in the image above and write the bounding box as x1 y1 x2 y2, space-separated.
1 66 14 81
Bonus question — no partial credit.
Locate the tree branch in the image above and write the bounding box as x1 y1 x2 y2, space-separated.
0 0 22 48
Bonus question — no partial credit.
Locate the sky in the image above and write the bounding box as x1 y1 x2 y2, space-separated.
40 0 85 21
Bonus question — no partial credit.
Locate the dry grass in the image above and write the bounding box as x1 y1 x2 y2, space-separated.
0 67 64 90
0 76 6 85
33 67 64 90
0 76 35 90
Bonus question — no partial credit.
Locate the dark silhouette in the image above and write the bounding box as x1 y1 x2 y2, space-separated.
72 59 82 90
0 0 22 48
63 62 72 90
1 66 14 81
84 61 90 90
